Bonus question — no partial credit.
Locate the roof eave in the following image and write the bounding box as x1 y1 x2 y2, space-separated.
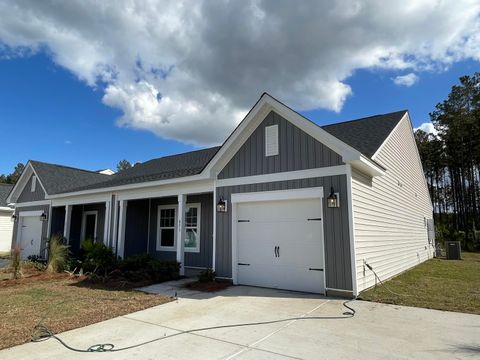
349 155 386 177
46 173 213 199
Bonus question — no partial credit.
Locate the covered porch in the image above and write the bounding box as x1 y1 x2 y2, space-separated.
49 186 216 276
49 195 112 257
116 191 215 276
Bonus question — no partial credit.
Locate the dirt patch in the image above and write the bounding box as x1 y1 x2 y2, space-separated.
186 280 231 292
0 275 172 350
0 271 71 288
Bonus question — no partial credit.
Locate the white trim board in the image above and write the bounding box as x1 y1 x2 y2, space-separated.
217 165 347 188
14 200 51 207
231 187 324 204
346 164 358 297
18 210 44 217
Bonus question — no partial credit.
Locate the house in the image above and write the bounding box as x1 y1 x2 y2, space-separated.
0 184 14 253
6 93 434 297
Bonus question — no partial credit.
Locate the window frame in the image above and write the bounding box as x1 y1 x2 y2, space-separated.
184 203 201 253
156 205 178 251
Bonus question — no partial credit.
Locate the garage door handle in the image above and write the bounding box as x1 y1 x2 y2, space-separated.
238 219 250 223
307 218 322 221
238 263 250 266
309 268 324 271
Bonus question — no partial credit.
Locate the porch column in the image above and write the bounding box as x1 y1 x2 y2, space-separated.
176 194 186 276
103 201 111 246
117 200 127 259
63 205 72 243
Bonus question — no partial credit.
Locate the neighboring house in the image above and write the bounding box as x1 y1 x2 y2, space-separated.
6 93 434 296
0 184 14 253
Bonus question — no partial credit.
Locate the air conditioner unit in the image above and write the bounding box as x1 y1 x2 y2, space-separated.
445 241 461 260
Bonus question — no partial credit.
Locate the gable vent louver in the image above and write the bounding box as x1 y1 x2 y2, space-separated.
265 125 279 157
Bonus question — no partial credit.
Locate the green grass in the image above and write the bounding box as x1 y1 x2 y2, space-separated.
359 252 480 314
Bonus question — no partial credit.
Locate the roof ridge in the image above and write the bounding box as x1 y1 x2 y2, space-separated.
321 109 408 128
141 146 221 164
30 160 109 176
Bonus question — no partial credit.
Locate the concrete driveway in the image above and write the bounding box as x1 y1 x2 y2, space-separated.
1 284 478 359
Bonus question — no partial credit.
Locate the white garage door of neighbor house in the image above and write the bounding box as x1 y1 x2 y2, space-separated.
236 198 325 294
18 215 42 259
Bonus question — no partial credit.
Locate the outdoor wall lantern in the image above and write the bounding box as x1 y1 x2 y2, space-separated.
11 214 18 222
216 197 228 213
40 212 48 221
327 187 340 208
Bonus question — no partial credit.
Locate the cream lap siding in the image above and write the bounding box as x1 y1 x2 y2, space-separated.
352 116 434 293
0 211 14 252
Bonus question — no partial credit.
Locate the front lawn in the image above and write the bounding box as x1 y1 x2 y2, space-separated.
359 252 480 314
0 274 172 350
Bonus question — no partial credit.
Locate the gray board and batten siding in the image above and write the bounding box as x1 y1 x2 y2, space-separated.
219 111 344 179
215 110 353 292
17 175 46 202
124 193 214 268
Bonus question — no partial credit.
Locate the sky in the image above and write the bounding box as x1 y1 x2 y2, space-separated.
0 0 479 175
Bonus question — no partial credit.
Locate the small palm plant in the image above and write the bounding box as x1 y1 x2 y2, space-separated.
46 235 70 273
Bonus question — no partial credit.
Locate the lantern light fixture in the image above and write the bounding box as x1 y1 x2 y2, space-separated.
216 197 228 213
327 187 340 208
11 214 18 222
40 212 48 222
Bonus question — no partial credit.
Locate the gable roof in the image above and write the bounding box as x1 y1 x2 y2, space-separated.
0 184 14 208
321 110 407 158
63 147 221 193
11 94 408 200
30 161 112 195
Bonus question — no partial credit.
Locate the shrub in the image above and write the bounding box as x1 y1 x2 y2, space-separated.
119 254 180 282
81 239 116 275
22 260 47 272
47 235 70 273
198 268 216 283
11 246 21 279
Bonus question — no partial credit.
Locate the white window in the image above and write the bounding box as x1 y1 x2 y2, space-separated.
265 124 279 156
185 203 201 253
157 205 177 251
31 176 37 192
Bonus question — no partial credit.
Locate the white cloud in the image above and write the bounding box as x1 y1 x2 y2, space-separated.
415 122 438 135
0 0 479 145
393 73 419 87
64 140 72 145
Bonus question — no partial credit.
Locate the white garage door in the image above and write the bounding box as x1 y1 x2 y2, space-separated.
236 197 325 294
18 215 43 259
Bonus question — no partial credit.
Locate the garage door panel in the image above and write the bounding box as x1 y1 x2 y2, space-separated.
236 197 325 294
18 216 42 260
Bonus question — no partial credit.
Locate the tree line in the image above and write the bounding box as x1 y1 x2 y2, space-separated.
415 72 480 251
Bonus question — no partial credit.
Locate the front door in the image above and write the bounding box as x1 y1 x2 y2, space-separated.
82 211 98 242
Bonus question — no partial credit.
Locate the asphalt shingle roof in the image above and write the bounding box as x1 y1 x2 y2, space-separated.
25 110 406 196
0 184 14 207
66 146 221 193
30 161 112 195
321 110 407 158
